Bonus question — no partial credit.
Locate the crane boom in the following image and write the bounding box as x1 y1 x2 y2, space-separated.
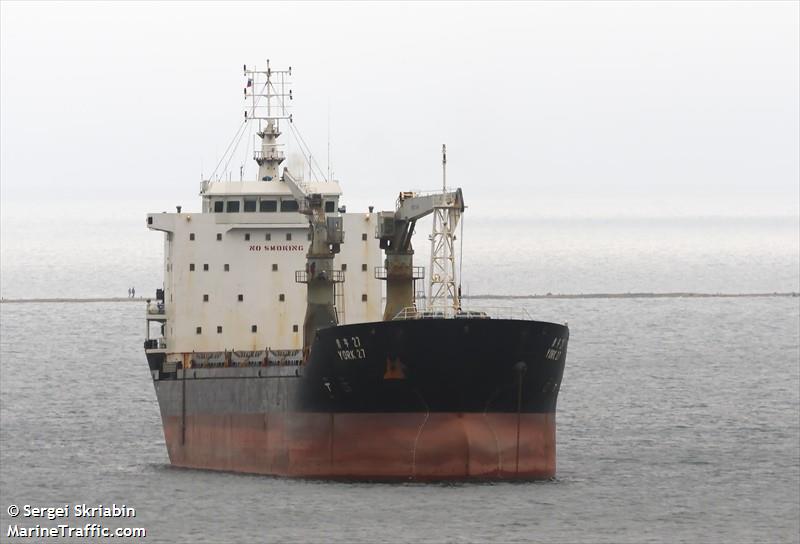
375 188 465 320
281 168 312 209
283 168 344 356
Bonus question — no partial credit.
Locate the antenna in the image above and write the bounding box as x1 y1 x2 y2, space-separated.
327 98 331 182
442 144 446 192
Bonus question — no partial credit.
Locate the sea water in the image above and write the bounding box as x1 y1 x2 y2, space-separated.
0 209 798 543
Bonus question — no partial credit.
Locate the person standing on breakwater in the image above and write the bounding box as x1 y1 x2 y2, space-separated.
128 288 132 298
132 287 136 298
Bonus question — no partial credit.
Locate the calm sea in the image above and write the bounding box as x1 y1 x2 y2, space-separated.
0 210 798 543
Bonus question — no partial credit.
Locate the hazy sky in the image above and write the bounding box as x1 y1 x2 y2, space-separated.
1 1 798 217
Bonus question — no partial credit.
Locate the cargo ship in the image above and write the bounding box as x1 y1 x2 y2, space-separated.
144 62 568 480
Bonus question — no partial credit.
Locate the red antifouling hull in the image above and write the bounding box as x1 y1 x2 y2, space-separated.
162 412 556 480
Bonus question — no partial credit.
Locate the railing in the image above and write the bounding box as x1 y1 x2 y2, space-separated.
295 269 345 284
146 302 165 315
374 266 425 280
253 150 286 162
144 337 167 350
391 305 533 321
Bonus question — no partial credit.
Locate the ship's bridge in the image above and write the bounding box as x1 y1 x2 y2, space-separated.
200 179 342 214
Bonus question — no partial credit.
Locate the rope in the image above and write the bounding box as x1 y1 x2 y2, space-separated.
209 120 247 180
211 79 269 181
221 117 250 179
288 122 327 182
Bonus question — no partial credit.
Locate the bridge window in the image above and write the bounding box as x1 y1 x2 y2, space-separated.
244 199 257 212
213 201 224 213
280 200 299 212
226 201 240 213
325 201 335 213
260 200 277 212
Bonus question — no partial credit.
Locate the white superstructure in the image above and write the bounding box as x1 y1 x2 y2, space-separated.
144 63 383 364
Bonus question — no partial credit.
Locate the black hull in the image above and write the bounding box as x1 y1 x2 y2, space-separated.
302 318 567 413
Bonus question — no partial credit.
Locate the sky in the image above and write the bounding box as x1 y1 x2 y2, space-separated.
1 1 798 218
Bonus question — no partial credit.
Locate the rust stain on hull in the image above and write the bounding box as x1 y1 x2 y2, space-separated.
162 412 555 480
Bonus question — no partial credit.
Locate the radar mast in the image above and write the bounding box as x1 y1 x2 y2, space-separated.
243 60 292 181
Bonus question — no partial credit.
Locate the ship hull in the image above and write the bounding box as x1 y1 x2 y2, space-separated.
149 318 568 480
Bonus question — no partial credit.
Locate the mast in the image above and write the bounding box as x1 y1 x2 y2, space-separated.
427 144 463 312
243 60 293 181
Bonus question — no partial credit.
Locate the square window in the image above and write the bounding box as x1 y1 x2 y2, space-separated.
189 233 195 241
362 294 368 302
362 264 368 271
272 264 278 271
217 326 222 334
279 294 285 302
251 325 258 333
238 294 243 302
226 201 240 213
244 199 257 212
260 200 277 212
293 324 299 332
286 233 292 241
189 263 195 271
196 327 202 334
324 201 336 213
224 264 230 272
213 201 224 213
245 233 250 241
265 233 272 241
216 233 222 241
362 233 368 241
341 263 347 271
203 294 209 302
203 264 209 271
281 200 299 212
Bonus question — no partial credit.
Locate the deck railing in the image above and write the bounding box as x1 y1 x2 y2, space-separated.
391 305 533 321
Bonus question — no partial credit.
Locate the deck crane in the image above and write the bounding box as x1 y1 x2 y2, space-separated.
283 168 344 354
375 188 465 320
